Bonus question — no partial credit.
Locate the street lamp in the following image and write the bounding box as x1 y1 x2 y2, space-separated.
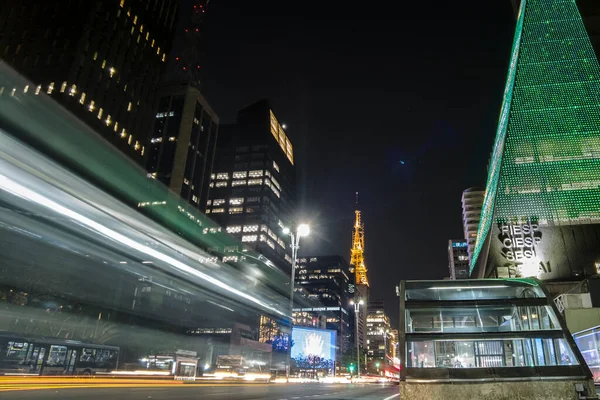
283 223 310 380
350 299 364 378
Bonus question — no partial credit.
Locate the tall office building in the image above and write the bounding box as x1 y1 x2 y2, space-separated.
145 84 219 210
206 100 296 271
366 300 392 373
512 1 600 59
0 0 179 163
472 0 600 281
293 255 353 358
448 240 469 280
349 198 370 348
461 187 485 266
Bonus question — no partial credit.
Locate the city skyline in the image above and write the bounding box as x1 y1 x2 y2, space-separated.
196 0 516 325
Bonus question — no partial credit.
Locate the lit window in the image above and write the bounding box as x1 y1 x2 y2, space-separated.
223 256 238 263
113 122 119 132
226 226 242 234
151 39 155 47
242 235 257 242
93 51 98 60
109 67 116 78
216 172 229 180
215 182 227 188
134 141 140 150
278 238 286 248
212 208 225 214
141 146 145 156
210 174 216 180
157 47 161 55
273 161 280 173
127 8 130 16
128 135 132 145
168 137 176 142
88 100 95 112
150 137 163 143
266 239 275 250
47 82 55 94
79 92 86 104
60 81 67 93
249 170 264 178
162 53 166 62
243 225 259 232
233 171 247 179
229 207 243 214
270 185 281 198
271 176 281 190
232 180 247 187
193 117 200 125
127 102 132 111
248 179 262 186
105 115 112 126
192 195 198 203
35 85 41 95
101 60 106 69
69 84 76 96
23 85 29 93
97 108 103 119
139 24 143 33
133 15 137 25
146 32 150 41
212 199 225 206
206 200 212 206
230 198 244 205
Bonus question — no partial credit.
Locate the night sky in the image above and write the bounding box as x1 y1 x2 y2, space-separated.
194 1 516 324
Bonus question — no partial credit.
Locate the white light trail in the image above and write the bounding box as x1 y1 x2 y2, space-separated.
0 173 286 317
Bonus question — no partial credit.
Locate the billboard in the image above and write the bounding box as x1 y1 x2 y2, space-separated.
291 327 336 368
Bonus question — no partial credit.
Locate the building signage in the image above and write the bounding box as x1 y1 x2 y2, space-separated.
497 220 551 277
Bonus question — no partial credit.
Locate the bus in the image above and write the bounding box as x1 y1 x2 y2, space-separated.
0 334 119 376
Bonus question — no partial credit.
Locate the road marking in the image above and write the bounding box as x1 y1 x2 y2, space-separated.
382 394 400 400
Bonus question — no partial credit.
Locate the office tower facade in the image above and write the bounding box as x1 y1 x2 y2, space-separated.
461 187 485 266
512 1 600 59
349 200 370 348
448 240 469 280
145 84 219 210
0 0 179 163
206 100 296 271
473 0 600 281
292 255 353 357
366 300 392 373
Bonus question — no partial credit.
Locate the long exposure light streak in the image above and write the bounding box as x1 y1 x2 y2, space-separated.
0 173 286 317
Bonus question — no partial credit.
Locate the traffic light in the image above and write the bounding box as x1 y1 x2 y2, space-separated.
375 362 380 368
348 363 355 373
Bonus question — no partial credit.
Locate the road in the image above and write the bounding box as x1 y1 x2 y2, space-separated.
0 383 398 400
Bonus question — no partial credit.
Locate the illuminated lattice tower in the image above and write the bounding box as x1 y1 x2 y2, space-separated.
472 0 600 280
351 210 369 287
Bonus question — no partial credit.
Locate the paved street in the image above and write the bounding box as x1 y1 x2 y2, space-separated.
0 383 398 400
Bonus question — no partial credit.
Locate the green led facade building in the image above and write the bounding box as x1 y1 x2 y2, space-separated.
472 0 600 281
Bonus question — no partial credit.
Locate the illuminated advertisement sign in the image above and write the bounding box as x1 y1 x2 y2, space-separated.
291 327 336 370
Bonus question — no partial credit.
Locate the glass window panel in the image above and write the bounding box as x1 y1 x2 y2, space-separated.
407 338 577 369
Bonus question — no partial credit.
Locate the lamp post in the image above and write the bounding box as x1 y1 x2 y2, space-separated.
282 223 310 381
350 299 364 378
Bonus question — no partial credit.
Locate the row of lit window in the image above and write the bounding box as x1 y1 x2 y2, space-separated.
137 200 167 207
150 136 176 143
156 111 175 118
269 110 294 165
208 197 260 207
213 163 280 181
120 0 167 62
14 82 143 155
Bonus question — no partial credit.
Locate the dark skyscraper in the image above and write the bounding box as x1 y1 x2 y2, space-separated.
206 100 296 271
0 0 179 163
293 255 353 357
146 84 219 210
448 240 469 280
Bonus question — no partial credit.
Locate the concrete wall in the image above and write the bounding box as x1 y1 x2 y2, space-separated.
565 308 600 334
400 379 595 400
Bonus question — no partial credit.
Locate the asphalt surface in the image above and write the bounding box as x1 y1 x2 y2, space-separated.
0 383 399 400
